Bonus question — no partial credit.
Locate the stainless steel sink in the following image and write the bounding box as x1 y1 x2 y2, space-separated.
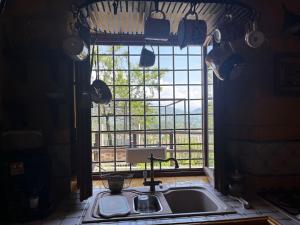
163 187 228 214
84 186 234 223
133 194 162 213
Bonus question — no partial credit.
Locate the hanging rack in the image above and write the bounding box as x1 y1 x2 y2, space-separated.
74 0 256 46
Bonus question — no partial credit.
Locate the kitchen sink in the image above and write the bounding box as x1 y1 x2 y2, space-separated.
163 187 227 214
83 186 234 223
133 194 162 213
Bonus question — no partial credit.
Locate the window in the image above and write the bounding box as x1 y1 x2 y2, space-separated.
91 45 214 173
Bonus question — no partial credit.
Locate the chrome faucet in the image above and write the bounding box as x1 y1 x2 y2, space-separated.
143 153 179 192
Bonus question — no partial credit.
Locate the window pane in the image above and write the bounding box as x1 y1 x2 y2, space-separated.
189 71 202 84
190 115 202 129
161 85 173 99
130 100 144 115
160 71 173 84
115 71 128 85
189 56 202 69
160 55 173 70
115 86 129 99
131 116 144 130
175 86 188 99
189 86 202 99
175 71 188 84
130 86 144 99
115 56 128 70
174 56 187 69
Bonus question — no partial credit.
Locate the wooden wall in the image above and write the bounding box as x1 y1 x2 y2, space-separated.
0 0 75 203
220 0 300 192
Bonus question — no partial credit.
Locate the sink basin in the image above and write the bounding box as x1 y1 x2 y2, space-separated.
133 194 162 213
163 188 225 214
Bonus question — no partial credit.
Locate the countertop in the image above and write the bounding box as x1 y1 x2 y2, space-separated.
12 181 300 225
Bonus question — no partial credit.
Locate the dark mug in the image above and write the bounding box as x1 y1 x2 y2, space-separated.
139 46 155 67
144 10 170 41
178 12 207 49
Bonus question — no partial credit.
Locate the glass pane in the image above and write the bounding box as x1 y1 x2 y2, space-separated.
161 115 174 130
115 56 128 70
91 132 99 148
146 134 159 145
130 70 144 85
115 101 129 115
146 101 159 115
115 86 129 99
91 102 98 116
208 69 214 84
175 115 188 129
190 131 202 144
174 56 187 69
99 71 113 85
190 100 202 114
175 100 186 114
130 100 144 115
161 85 173 99
146 116 159 129
159 55 173 70
208 85 213 98
145 86 158 99
115 71 128 85
189 71 202 84
208 115 214 130
189 56 202 69
175 71 188 84
100 117 114 131
91 117 98 131
100 133 115 147
160 70 173 84
145 71 158 85
92 149 99 162
130 86 144 99
175 86 188 99
190 115 202 129
208 100 214 114
129 56 141 69
189 86 202 99
131 116 144 130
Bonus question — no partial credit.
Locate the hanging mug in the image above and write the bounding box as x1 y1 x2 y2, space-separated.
139 46 156 67
144 10 170 41
245 21 265 48
178 11 207 49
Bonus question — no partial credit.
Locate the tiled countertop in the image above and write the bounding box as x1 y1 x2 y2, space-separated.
15 182 300 225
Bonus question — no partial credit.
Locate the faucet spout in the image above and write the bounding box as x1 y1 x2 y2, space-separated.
143 153 179 192
151 156 179 169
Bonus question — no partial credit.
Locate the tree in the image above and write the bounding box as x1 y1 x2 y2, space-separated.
91 46 166 146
